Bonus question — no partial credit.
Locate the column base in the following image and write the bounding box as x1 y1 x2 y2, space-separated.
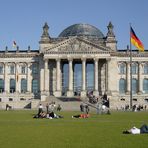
126 91 130 95
67 91 74 97
138 91 142 95
93 90 99 97
106 90 112 95
40 94 47 101
40 91 49 101
80 91 86 98
54 91 62 97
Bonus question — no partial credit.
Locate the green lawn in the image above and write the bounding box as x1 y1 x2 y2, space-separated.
0 110 148 148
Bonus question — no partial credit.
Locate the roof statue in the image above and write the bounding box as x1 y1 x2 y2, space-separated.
40 22 50 43
107 21 115 37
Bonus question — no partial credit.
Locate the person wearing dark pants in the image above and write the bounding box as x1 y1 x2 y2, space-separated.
140 124 148 134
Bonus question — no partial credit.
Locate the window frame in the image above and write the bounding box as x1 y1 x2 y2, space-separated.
119 78 126 94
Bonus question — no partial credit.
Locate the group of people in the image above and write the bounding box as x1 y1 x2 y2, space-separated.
119 104 147 112
132 104 147 112
33 103 63 119
33 102 90 119
33 100 148 135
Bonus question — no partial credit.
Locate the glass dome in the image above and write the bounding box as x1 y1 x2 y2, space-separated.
59 23 104 38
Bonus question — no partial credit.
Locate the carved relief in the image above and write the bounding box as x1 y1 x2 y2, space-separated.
45 38 107 53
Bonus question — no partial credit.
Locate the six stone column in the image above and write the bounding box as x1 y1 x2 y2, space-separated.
54 59 62 97
80 58 86 97
93 58 99 96
67 58 74 97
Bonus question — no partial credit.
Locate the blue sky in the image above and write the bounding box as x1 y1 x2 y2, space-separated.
0 0 147 50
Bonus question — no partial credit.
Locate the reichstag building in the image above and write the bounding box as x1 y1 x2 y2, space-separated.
0 22 148 109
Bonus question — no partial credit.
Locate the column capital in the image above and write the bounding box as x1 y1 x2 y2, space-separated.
126 61 130 65
93 58 99 62
44 58 49 62
4 62 8 66
68 57 73 61
106 58 111 62
15 62 20 65
81 57 86 61
27 62 32 66
56 58 61 62
138 61 142 65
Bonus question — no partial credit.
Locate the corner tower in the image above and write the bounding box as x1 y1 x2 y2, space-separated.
106 22 117 51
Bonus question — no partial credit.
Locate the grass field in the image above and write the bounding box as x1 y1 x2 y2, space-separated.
0 110 148 148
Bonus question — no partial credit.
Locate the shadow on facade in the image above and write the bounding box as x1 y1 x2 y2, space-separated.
57 97 82 102
24 102 31 109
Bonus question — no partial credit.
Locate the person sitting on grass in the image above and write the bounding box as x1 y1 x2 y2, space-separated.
33 111 46 118
72 114 90 118
46 111 63 119
34 111 63 119
123 124 148 134
6 104 12 111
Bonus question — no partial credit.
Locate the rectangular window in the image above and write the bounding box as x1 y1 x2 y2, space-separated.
144 66 148 74
21 66 26 74
32 64 38 74
10 65 15 74
0 66 3 74
32 79 38 93
132 65 138 74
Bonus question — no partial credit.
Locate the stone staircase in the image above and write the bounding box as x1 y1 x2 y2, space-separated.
40 96 83 111
40 96 98 111
0 95 100 111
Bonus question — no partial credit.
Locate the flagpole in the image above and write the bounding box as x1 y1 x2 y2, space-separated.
129 24 133 110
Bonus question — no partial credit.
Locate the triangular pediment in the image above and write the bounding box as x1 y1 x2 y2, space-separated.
43 37 111 54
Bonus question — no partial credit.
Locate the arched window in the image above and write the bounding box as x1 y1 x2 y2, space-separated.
144 64 148 74
132 63 138 74
32 79 38 93
143 79 148 93
132 78 138 94
0 79 4 92
119 63 126 74
119 78 126 94
10 79 16 93
21 79 27 93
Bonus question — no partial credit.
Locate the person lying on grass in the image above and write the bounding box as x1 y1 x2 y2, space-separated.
123 124 148 134
72 114 90 118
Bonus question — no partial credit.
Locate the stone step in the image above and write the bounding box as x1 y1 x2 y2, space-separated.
39 96 98 111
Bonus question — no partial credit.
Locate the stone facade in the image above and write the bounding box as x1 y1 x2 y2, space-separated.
0 22 148 109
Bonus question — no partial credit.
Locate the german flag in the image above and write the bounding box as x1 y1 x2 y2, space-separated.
130 27 144 52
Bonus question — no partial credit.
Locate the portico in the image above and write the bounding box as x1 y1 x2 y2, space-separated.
40 56 111 98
